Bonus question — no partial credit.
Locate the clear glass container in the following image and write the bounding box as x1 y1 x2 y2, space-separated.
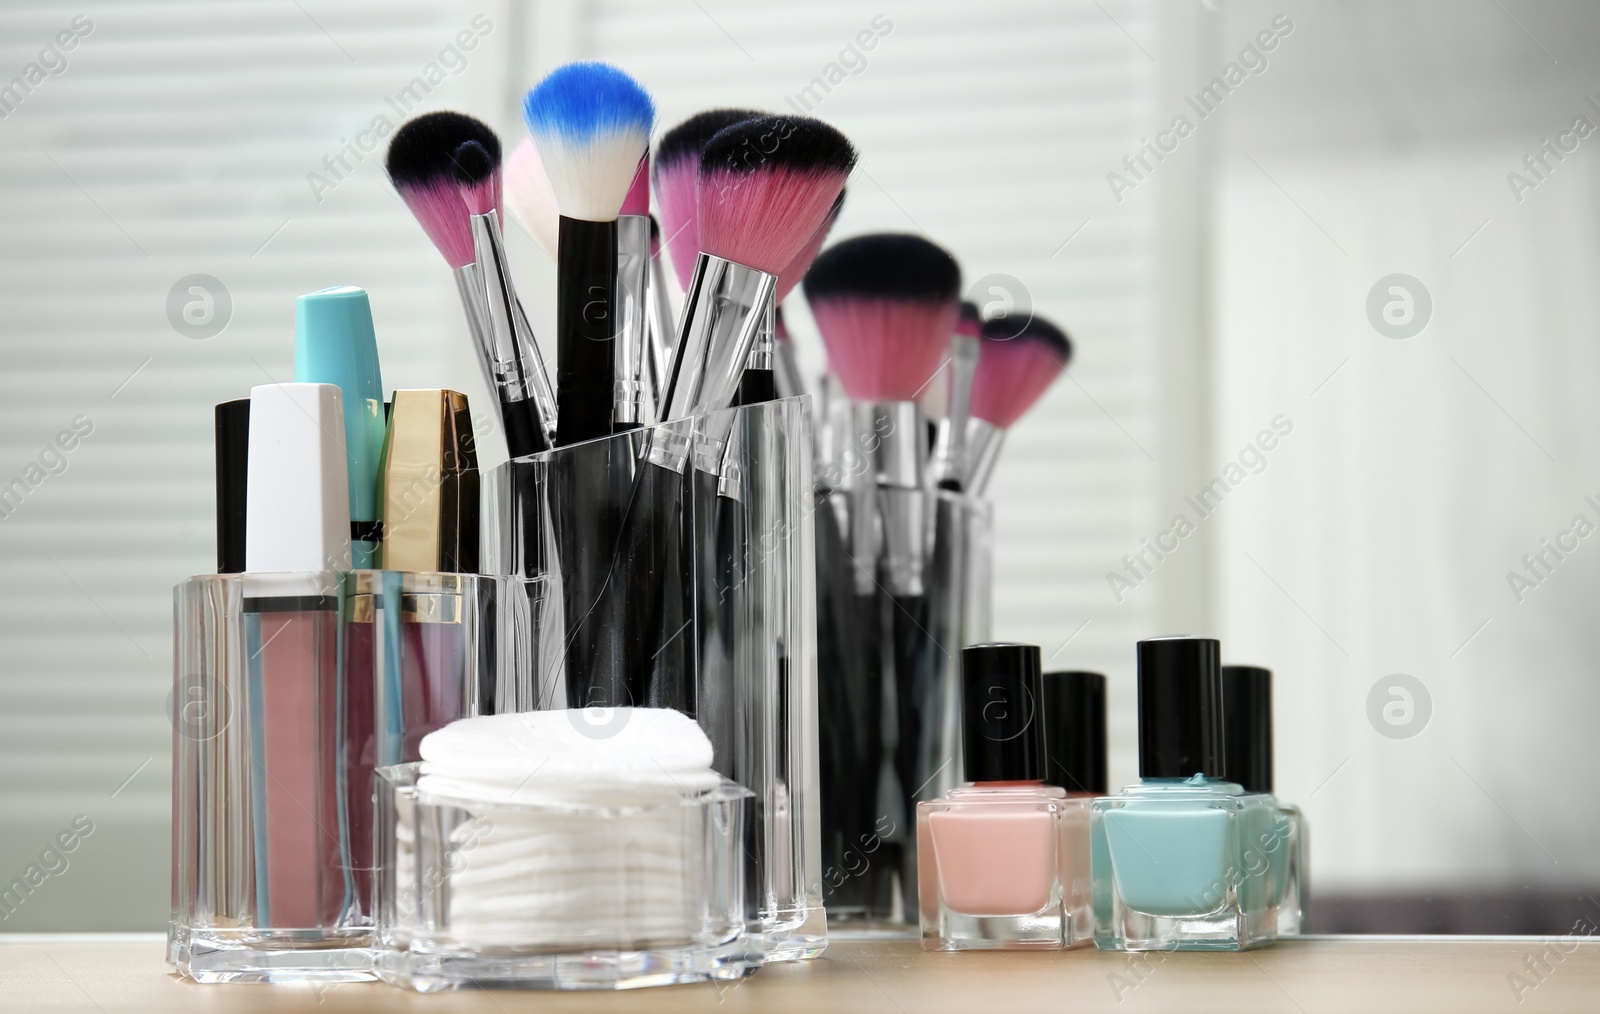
1270 802 1307 934
1090 777 1278 951
916 784 1090 950
169 571 372 983
170 571 524 983
817 487 993 926
372 763 757 991
482 397 826 960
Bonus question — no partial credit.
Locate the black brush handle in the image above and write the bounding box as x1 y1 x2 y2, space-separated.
735 369 776 406
499 396 545 460
552 440 627 707
556 216 618 446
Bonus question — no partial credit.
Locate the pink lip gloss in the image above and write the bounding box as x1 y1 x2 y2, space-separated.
241 382 354 933
917 643 1090 950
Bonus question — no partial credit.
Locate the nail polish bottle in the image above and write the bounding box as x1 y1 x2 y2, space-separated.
1090 636 1277 951
917 643 1082 950
1223 665 1307 935
1042 670 1106 945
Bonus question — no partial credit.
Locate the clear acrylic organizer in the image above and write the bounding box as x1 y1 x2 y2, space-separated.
169 570 522 983
482 396 827 961
815 487 993 926
372 763 756 991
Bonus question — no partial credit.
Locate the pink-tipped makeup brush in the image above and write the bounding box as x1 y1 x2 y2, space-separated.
804 233 961 596
385 112 554 456
965 313 1072 494
652 108 761 296
755 189 845 405
654 114 857 438
928 300 984 491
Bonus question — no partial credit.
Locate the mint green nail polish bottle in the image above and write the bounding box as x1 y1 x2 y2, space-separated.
1090 636 1277 951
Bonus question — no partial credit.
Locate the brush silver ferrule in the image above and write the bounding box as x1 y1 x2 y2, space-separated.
452 262 509 415
471 212 558 449
658 254 776 422
510 294 556 445
857 401 926 596
773 327 807 402
929 333 980 486
613 215 651 427
744 304 775 372
964 417 1006 496
692 410 737 477
844 403 883 591
646 246 676 416
715 422 744 502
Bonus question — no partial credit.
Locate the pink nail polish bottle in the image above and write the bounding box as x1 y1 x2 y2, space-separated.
917 643 1086 950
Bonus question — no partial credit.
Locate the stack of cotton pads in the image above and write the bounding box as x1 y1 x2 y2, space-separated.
413 708 726 951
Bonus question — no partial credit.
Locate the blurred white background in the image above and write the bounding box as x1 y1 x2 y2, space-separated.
0 0 1596 930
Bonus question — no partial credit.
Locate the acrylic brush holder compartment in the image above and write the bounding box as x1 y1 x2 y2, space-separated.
482 396 827 961
169 570 525 983
814 487 994 926
372 763 756 991
170 571 373 983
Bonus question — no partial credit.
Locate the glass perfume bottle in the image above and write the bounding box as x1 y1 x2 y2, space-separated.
917 643 1084 950
1223 665 1308 935
1041 669 1106 945
1090 636 1277 951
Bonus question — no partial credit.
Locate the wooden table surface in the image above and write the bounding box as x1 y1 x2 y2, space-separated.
2 933 1597 1013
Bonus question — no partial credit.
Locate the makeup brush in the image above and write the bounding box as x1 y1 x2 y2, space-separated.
385 113 553 457
656 114 857 431
743 189 846 407
965 314 1071 495
652 108 761 295
523 62 655 446
805 233 961 596
502 138 560 258
928 301 983 491
614 157 652 430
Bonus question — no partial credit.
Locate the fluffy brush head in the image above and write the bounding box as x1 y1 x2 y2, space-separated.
956 300 982 338
697 115 857 275
805 233 961 403
620 156 650 217
503 138 560 257
385 111 501 269
970 314 1072 429
654 109 761 289
453 140 500 217
522 62 655 222
776 188 844 302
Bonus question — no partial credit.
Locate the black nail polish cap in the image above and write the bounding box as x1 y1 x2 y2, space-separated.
1042 670 1107 794
1136 636 1223 779
961 642 1044 782
1222 665 1273 794
214 399 249 574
